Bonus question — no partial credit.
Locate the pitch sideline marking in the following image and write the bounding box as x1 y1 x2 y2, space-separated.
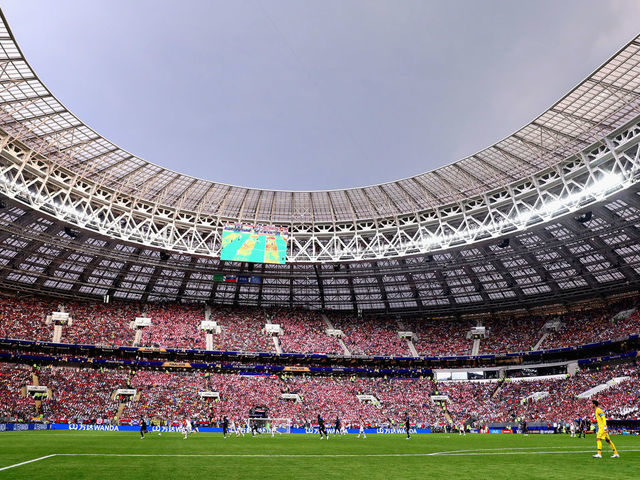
2 447 638 469
0 454 56 472
53 449 640 458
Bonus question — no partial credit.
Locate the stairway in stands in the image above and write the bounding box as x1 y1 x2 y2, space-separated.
321 314 351 356
533 332 549 351
491 379 505 399
471 338 481 356
397 320 419 357
264 312 282 354
577 376 632 398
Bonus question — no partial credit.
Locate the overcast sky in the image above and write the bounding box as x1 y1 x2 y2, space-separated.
1 1 639 190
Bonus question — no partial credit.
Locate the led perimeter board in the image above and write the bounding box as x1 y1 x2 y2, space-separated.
220 224 288 264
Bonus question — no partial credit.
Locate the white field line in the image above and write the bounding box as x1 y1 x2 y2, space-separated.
0 454 56 472
54 449 640 458
2 446 638 469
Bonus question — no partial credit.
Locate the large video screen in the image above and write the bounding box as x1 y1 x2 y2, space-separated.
220 224 288 264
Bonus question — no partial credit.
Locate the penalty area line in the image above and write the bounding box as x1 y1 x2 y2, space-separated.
0 454 57 472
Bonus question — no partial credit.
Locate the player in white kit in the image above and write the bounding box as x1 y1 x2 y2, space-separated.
357 418 367 439
270 421 283 437
231 418 244 437
183 418 193 439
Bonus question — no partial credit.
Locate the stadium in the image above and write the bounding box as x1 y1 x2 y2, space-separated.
0 3 639 479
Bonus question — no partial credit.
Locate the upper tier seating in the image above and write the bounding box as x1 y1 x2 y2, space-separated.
0 293 638 356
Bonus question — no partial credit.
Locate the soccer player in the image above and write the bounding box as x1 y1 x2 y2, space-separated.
357 418 367 439
404 415 411 439
222 416 229 438
183 418 193 440
250 419 260 437
334 417 341 435
580 417 589 438
592 400 619 458
318 415 328 440
271 420 283 437
139 417 147 439
230 418 243 437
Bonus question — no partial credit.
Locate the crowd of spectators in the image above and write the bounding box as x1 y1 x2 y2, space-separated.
210 307 275 353
0 296 56 342
442 363 640 424
38 366 129 424
120 370 211 423
0 293 639 356
274 309 342 355
139 304 204 349
0 363 35 421
540 307 640 350
480 317 546 354
403 319 473 356
328 314 409 356
1 361 638 427
64 301 137 347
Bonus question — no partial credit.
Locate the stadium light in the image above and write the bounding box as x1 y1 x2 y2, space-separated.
414 172 624 253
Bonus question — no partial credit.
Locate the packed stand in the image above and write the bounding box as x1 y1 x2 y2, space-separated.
210 307 275 353
480 317 546 354
139 304 204 349
38 366 130 424
0 292 639 357
0 296 57 342
122 370 211 423
2 361 638 427
64 301 138 347
0 362 35 421
403 319 473 356
442 363 640 424
540 307 640 350
328 314 410 356
273 309 343 355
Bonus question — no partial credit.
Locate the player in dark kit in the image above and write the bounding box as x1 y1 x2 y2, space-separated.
139 418 147 439
579 417 588 438
222 416 229 438
318 415 328 440
334 417 341 435
577 417 584 438
404 415 411 439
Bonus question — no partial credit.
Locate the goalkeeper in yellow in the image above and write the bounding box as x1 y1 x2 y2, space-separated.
592 400 619 458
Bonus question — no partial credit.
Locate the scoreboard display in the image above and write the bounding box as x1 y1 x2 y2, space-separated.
220 224 288 264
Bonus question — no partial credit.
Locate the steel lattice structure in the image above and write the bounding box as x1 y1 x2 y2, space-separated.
0 10 639 313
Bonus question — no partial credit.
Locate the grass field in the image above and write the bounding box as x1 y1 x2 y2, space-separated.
0 431 638 479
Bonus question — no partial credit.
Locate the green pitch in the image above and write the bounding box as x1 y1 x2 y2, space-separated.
0 431 638 479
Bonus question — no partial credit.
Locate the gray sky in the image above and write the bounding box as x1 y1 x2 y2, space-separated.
1 0 639 190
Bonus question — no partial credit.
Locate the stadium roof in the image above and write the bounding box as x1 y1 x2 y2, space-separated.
0 183 639 314
0 9 640 313
0 11 639 223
